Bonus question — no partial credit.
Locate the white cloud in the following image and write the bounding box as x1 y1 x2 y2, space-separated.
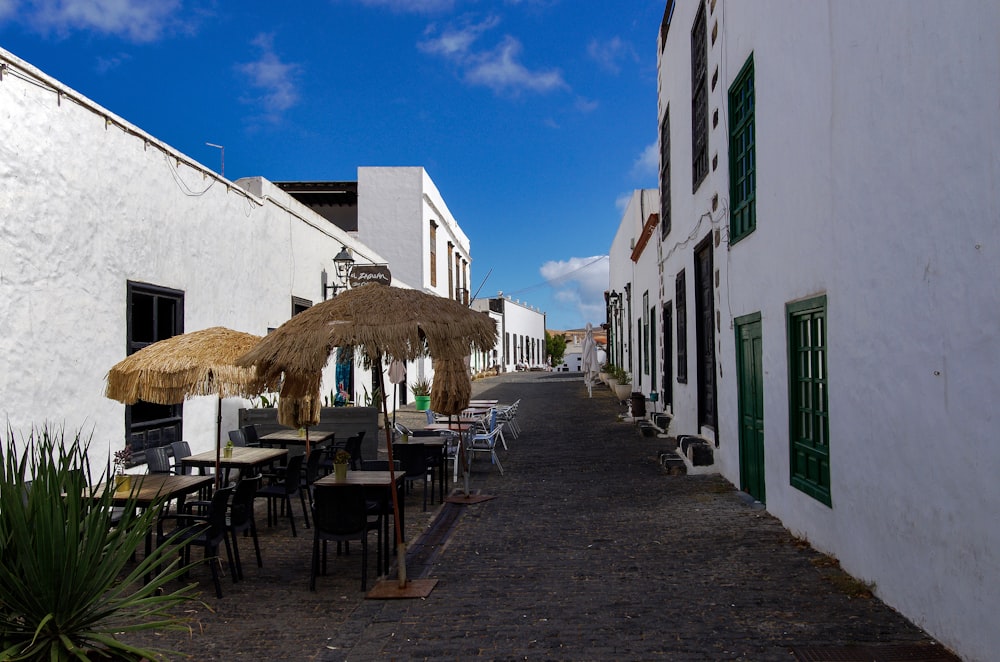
95 51 132 74
419 17 568 97
0 0 18 21
574 96 599 113
236 33 301 123
23 0 183 42
540 255 609 327
632 140 658 179
586 36 636 75
418 16 499 57
465 35 567 95
352 0 455 13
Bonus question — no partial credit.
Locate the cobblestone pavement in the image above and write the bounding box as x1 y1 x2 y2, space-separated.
124 371 953 661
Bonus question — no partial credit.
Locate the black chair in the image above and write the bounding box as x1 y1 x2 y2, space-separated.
157 486 236 599
345 432 366 469
392 442 434 511
241 425 262 447
145 446 172 474
228 429 247 447
302 447 325 507
310 484 377 591
226 475 263 580
255 454 307 537
170 441 193 474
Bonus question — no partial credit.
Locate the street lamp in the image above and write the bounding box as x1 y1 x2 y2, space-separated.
322 245 355 299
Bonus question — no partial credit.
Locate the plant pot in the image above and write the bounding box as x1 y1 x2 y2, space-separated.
223 446 233 458
334 463 349 481
614 384 632 401
414 395 431 411
114 474 131 493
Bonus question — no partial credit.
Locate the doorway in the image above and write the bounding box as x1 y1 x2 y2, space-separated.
735 313 764 503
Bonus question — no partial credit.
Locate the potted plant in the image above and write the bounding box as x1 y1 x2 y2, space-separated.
614 368 632 402
332 449 351 481
411 377 432 411
112 445 132 492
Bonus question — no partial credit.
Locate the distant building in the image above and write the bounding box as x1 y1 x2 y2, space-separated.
471 295 546 373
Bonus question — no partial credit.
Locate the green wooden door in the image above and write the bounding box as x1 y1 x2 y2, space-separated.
736 314 764 503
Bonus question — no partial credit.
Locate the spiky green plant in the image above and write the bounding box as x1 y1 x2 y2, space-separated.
0 425 202 661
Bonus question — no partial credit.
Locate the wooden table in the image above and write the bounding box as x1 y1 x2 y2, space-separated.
260 429 336 451
314 470 405 575
182 446 288 481
95 473 214 507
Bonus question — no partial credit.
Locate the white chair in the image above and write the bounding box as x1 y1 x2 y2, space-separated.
496 399 521 439
468 409 504 475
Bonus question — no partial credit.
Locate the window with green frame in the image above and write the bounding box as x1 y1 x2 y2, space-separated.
729 55 756 243
787 295 830 506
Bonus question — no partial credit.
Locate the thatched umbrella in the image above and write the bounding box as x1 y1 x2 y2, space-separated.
236 283 497 593
105 326 274 486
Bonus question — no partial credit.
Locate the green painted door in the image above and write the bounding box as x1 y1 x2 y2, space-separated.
736 314 764 503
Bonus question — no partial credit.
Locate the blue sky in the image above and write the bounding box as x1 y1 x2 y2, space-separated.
0 0 662 330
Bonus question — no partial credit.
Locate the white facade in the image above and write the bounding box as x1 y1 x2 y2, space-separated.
0 48 403 470
612 3 1000 660
471 295 547 372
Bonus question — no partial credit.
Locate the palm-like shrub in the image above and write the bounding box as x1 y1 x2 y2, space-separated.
0 425 201 661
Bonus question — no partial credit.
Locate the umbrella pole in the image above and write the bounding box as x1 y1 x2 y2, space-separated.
377 356 406 587
215 395 223 489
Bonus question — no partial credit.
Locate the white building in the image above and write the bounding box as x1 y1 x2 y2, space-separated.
0 48 410 470
607 2 1000 659
471 295 547 373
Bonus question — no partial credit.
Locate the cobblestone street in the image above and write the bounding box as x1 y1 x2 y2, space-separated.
125 371 955 661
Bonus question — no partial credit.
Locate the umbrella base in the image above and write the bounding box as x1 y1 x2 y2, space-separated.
366 578 438 599
444 491 496 505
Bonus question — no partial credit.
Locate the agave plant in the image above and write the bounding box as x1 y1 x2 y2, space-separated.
0 425 202 661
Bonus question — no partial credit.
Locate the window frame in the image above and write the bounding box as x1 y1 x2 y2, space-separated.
675 270 688 384
729 55 756 243
690 0 709 192
660 106 672 240
787 294 831 507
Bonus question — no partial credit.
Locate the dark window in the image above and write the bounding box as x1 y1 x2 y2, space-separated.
660 107 672 239
787 295 831 506
729 55 756 242
662 302 673 404
659 0 676 53
675 271 687 384
292 296 311 316
691 0 709 192
447 241 454 298
429 221 438 288
694 237 716 431
126 282 184 461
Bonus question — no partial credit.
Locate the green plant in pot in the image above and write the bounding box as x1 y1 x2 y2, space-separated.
0 425 202 661
411 377 432 411
332 449 351 480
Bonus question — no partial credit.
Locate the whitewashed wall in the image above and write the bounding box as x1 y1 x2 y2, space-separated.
650 3 1000 660
0 49 392 472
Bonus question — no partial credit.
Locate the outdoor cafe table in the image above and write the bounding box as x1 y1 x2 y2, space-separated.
467 400 498 406
86 473 215 576
182 446 288 481
313 470 405 575
260 429 336 451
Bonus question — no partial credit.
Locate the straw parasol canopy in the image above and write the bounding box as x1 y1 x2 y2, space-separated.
235 283 497 594
105 326 275 487
236 283 497 397
105 326 271 405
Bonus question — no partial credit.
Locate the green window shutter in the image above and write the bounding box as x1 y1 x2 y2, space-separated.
729 55 756 243
787 295 831 506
